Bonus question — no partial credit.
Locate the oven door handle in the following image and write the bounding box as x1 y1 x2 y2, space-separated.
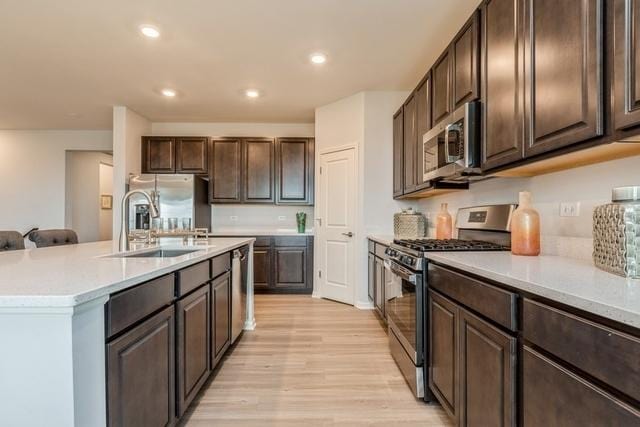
384 260 418 285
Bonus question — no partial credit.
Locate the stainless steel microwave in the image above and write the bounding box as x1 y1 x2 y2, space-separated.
422 101 481 183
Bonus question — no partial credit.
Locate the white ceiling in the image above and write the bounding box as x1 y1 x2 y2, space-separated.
0 0 480 129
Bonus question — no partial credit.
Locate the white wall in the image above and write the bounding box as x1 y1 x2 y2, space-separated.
315 91 410 307
152 122 315 229
0 130 112 233
112 107 151 238
99 163 113 241
65 151 113 243
415 154 640 260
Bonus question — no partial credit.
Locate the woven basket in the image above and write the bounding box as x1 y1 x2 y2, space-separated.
394 209 427 239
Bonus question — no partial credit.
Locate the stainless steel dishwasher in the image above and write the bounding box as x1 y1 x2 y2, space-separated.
231 245 248 343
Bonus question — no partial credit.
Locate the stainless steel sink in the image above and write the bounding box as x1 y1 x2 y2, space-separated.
110 249 201 258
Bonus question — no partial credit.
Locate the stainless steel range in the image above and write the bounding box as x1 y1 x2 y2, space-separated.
384 204 516 401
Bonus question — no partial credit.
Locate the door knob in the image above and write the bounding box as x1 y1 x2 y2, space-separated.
342 232 354 237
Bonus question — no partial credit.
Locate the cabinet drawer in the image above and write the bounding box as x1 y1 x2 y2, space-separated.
374 243 387 258
211 252 231 279
106 273 175 338
177 260 210 297
522 346 640 426
428 264 517 331
274 236 307 247
523 298 640 402
368 240 375 254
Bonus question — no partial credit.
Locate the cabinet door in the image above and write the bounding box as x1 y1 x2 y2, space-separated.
176 137 208 174
176 285 211 416
274 246 308 291
415 73 431 190
522 346 640 426
243 138 275 203
452 11 480 109
393 108 404 198
253 246 273 292
212 272 231 365
275 138 313 205
107 306 175 427
374 256 385 318
481 0 525 170
523 0 603 157
210 138 242 203
614 0 640 132
432 50 452 126
368 252 375 302
428 290 459 421
403 93 417 194
459 309 516 427
142 136 176 173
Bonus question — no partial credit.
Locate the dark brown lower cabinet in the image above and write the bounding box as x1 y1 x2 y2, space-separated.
107 306 176 427
374 256 385 319
212 271 231 366
252 245 272 291
176 285 211 417
459 309 516 427
368 252 375 302
253 236 314 294
522 346 640 426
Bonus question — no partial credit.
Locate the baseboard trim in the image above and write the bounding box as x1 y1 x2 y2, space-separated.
355 300 374 310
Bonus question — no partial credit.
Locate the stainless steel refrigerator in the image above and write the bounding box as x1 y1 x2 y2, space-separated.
127 174 211 232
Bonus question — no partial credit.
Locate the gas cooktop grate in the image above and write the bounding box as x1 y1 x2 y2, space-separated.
393 238 510 252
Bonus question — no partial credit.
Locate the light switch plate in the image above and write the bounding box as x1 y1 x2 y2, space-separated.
278 216 286 221
560 202 580 217
230 216 238 221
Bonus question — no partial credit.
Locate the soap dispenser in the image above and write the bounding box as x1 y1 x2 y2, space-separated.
435 203 453 240
511 191 540 256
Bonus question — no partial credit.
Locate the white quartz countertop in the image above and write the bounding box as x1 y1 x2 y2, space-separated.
425 252 640 329
0 237 254 308
211 228 314 236
368 234 394 246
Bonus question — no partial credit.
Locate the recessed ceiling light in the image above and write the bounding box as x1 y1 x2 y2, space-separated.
140 25 160 39
245 89 260 98
161 88 177 97
310 53 327 64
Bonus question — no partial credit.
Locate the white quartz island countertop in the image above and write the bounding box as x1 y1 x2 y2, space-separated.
0 237 254 308
426 252 640 329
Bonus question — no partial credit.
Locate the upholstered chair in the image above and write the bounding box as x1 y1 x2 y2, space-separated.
0 231 25 251
28 229 78 248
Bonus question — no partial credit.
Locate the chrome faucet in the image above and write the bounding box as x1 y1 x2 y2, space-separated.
119 190 159 252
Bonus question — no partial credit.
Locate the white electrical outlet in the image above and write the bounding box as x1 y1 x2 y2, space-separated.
278 216 286 221
560 202 580 217
230 216 238 221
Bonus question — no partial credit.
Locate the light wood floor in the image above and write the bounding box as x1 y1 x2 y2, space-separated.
181 295 452 427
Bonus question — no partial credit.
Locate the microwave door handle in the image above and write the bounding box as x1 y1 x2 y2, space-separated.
444 123 463 164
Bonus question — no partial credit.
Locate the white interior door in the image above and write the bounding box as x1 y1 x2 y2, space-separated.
317 148 357 305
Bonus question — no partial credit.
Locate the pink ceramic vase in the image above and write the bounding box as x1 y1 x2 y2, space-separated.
436 203 453 240
511 191 540 256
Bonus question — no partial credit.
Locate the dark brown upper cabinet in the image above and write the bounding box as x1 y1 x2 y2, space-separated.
403 93 418 194
452 11 481 110
393 107 405 197
613 0 640 133
481 0 525 171
142 136 176 173
243 138 276 203
523 0 604 157
176 137 209 174
415 72 432 190
275 138 314 205
209 138 242 203
432 50 452 126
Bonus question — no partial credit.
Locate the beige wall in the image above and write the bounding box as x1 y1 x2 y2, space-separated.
99 162 113 241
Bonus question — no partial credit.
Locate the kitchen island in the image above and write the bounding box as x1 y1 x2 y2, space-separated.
0 237 255 427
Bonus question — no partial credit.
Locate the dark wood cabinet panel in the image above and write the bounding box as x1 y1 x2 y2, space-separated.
176 137 208 174
428 290 459 420
176 285 211 416
107 306 176 427
403 93 417 194
275 247 306 289
275 138 314 205
374 256 385 319
481 0 525 170
142 137 176 173
522 346 640 426
243 138 275 203
368 252 375 302
393 108 404 197
523 0 603 157
253 246 272 291
432 50 452 126
253 236 313 294
212 272 231 365
210 138 242 203
459 309 516 427
452 11 480 109
614 0 640 132
415 73 431 190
